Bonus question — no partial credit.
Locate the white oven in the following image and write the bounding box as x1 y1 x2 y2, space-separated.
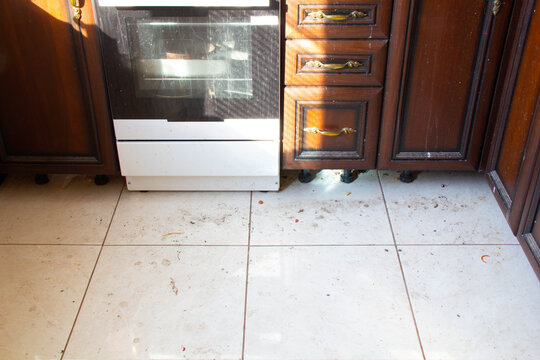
95 0 280 190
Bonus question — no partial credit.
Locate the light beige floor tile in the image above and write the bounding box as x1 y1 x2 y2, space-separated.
400 245 540 360
379 171 517 245
0 175 123 245
106 190 250 245
250 170 394 245
63 246 247 360
0 245 99 360
244 246 423 360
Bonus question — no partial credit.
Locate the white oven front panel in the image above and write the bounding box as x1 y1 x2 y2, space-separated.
114 119 279 141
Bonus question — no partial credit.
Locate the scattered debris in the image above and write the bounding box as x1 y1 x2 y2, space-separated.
481 255 489 263
163 232 184 237
298 209 304 213
169 278 179 296
441 184 446 188
182 347 186 352
434 203 439 208
394 177 400 181
258 200 264 204
295 219 299 223
346 192 351 196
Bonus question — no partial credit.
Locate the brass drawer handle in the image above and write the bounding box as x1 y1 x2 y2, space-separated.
304 127 357 136
305 60 363 70
70 0 82 21
492 0 502 15
306 10 368 21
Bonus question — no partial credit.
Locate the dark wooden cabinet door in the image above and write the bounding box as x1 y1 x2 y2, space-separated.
378 0 513 170
486 0 540 278
283 87 382 169
0 0 116 174
486 0 539 233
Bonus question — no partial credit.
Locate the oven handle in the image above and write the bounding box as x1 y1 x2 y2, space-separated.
98 0 270 7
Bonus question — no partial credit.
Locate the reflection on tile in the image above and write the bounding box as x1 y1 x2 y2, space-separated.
400 245 540 360
250 171 394 245
0 175 123 244
380 171 517 245
63 246 247 360
106 190 250 245
244 246 423 360
0 245 99 360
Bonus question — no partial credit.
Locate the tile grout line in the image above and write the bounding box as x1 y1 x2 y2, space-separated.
377 172 427 360
60 184 125 360
0 243 520 247
241 191 254 360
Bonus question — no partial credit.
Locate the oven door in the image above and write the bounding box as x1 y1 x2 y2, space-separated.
96 2 279 121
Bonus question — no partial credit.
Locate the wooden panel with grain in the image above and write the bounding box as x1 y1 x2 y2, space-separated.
486 0 540 234
0 0 116 174
378 0 513 170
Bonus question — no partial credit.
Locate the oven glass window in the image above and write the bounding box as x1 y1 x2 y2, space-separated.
127 17 253 99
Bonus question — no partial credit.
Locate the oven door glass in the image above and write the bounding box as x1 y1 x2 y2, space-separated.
98 7 279 121
128 18 253 99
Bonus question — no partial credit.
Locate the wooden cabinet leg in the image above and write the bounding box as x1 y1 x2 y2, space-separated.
340 169 356 183
94 175 109 186
34 174 49 185
399 170 415 183
298 170 313 183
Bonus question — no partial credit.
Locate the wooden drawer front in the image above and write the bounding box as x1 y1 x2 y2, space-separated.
285 40 387 86
283 87 382 169
285 0 392 39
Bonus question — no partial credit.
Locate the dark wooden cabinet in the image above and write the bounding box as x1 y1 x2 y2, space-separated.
282 0 515 173
486 0 540 278
282 0 390 170
0 0 117 175
378 0 513 170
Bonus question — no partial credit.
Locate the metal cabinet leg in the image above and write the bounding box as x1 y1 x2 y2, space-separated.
34 174 49 185
340 169 356 183
94 175 109 186
298 169 313 183
399 170 414 183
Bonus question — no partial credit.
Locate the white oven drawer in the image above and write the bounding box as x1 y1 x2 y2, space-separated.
116 140 279 177
114 119 279 141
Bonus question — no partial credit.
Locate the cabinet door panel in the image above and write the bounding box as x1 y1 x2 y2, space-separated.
379 0 512 170
283 87 382 169
487 0 540 233
0 0 116 173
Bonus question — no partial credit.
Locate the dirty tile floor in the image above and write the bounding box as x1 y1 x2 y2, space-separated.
0 170 539 360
